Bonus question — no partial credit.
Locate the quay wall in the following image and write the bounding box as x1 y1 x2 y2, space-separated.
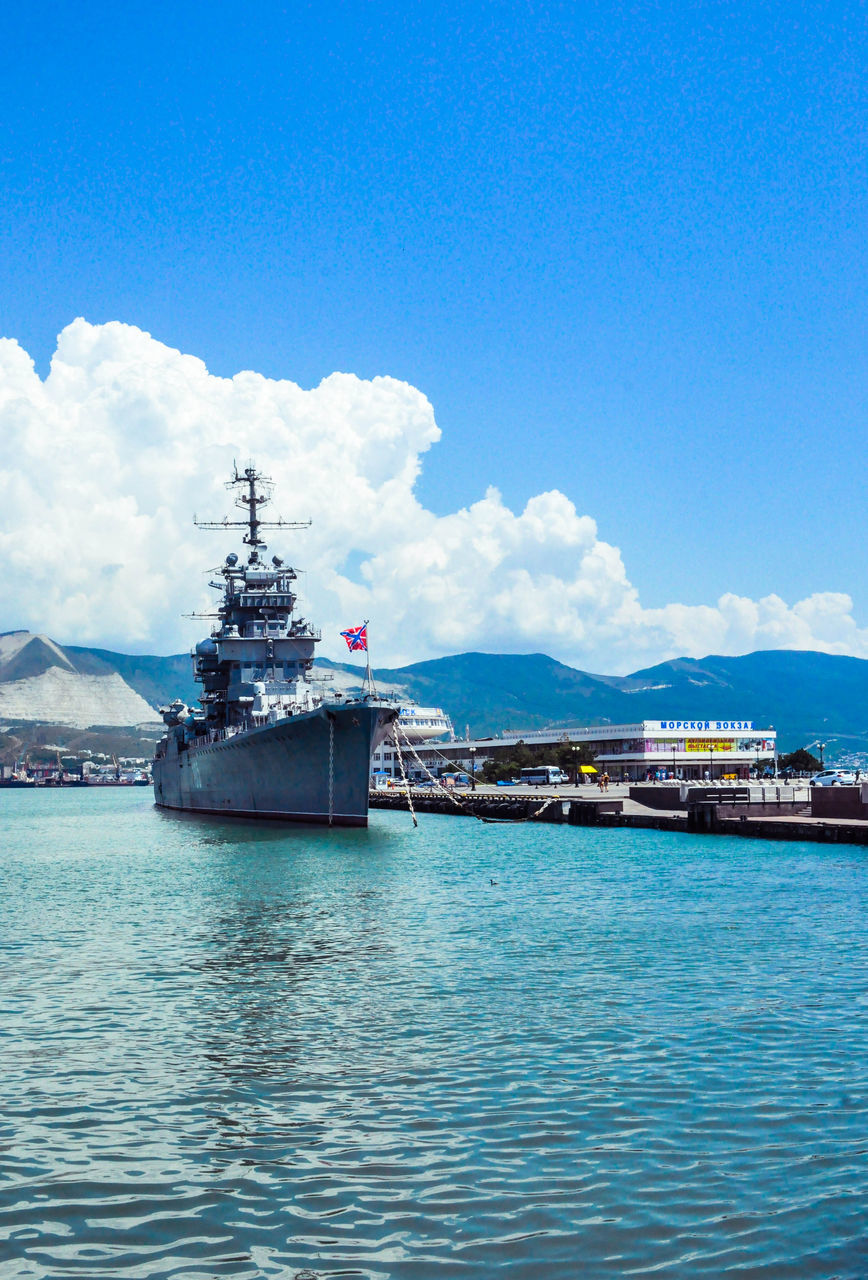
370 791 868 845
810 786 868 821
370 792 570 823
629 786 682 810
629 784 810 813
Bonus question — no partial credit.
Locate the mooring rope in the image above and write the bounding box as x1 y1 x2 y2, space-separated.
393 729 418 827
393 727 562 825
396 728 475 814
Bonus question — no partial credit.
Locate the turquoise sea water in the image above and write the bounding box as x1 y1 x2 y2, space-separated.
1 788 868 1279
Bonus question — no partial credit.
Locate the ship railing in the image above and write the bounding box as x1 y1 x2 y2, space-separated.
189 710 326 749
258 705 302 726
187 725 246 750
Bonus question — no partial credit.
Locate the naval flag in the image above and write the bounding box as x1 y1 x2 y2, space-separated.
340 624 368 652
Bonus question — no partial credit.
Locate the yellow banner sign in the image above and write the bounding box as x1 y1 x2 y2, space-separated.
685 739 734 753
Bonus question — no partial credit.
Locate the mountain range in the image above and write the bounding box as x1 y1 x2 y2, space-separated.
2 629 867 757
366 649 868 755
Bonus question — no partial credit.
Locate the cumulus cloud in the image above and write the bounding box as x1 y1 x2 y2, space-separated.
1 318 866 673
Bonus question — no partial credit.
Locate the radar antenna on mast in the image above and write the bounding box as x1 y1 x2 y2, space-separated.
193 463 310 562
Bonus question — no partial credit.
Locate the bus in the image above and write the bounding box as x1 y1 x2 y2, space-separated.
520 766 568 786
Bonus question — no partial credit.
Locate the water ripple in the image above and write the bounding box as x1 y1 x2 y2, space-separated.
2 789 868 1277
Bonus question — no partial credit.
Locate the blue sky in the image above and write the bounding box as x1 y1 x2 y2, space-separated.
1 0 866 656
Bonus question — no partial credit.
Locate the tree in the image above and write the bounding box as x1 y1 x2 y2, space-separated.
554 736 597 781
481 757 511 783
510 740 535 770
478 737 598 783
777 747 822 774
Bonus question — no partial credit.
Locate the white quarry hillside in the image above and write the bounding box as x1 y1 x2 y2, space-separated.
0 630 407 730
0 667 159 729
0 630 69 666
0 631 161 728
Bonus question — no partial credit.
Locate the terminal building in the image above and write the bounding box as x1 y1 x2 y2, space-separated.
387 718 777 783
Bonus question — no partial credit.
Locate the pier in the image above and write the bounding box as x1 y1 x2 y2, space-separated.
370 782 868 846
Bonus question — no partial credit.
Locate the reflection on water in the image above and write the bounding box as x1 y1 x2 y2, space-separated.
2 786 868 1278
194 889 397 1102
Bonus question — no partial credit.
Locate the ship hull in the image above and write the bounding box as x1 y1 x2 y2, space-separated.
153 702 395 826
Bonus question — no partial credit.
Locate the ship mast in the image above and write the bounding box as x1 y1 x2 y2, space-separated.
194 463 310 562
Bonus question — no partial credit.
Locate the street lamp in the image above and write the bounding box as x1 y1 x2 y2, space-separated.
709 742 714 782
469 745 477 791
571 743 578 787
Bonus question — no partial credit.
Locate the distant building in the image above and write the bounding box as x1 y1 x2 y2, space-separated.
407 719 777 782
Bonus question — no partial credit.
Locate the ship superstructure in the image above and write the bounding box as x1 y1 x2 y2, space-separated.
153 465 397 825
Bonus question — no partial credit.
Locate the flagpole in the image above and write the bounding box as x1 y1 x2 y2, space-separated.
363 619 378 699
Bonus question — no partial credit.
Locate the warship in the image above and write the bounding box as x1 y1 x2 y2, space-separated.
153 465 397 825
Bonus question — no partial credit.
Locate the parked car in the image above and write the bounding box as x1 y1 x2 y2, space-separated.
810 769 858 786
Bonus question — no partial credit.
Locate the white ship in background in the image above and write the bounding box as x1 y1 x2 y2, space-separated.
371 706 454 780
